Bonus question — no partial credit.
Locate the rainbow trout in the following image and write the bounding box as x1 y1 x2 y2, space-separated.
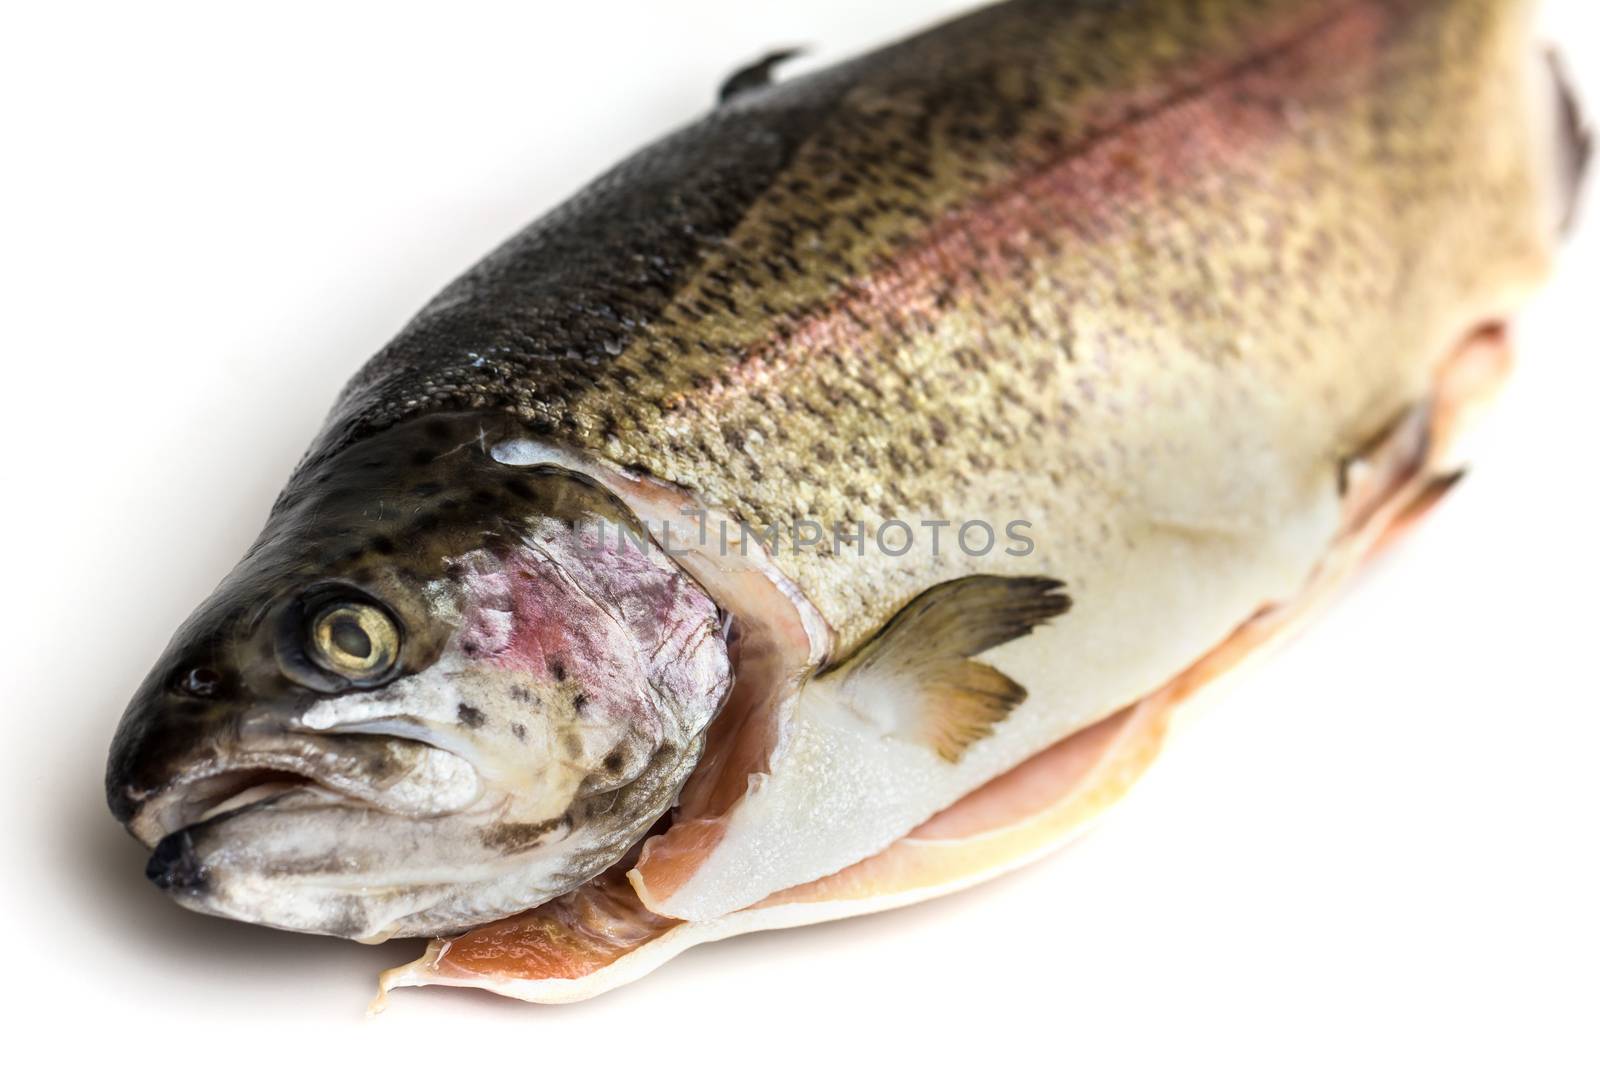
107 0 1584 993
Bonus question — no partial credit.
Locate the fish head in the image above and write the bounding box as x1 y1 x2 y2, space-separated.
106 413 731 940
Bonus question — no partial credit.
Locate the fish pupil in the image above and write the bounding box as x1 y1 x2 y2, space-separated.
331 618 372 659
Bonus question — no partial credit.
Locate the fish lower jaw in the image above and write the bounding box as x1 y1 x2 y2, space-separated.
148 805 609 942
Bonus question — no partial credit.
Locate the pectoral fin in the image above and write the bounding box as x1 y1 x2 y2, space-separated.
821 576 1071 762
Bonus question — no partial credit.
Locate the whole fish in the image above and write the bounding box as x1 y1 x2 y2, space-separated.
106 0 1584 1000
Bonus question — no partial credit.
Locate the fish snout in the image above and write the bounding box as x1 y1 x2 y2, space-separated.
116 724 482 849
106 680 234 838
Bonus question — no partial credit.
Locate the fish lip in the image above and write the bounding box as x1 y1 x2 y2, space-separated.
124 731 477 847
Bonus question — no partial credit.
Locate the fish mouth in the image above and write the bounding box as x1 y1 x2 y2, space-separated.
131 730 494 941
126 730 483 848
133 767 327 847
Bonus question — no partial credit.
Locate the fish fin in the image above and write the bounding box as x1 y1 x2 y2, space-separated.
821 576 1071 762
1548 48 1592 235
1337 402 1432 533
718 48 805 104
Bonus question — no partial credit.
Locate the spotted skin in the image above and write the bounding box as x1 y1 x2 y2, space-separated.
299 0 1560 652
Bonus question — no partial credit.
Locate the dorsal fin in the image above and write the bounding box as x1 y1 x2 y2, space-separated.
718 48 805 104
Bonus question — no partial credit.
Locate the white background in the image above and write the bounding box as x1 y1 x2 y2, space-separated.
1 1 1595 1061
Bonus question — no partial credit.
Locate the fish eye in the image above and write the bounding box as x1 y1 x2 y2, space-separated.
308 601 400 681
